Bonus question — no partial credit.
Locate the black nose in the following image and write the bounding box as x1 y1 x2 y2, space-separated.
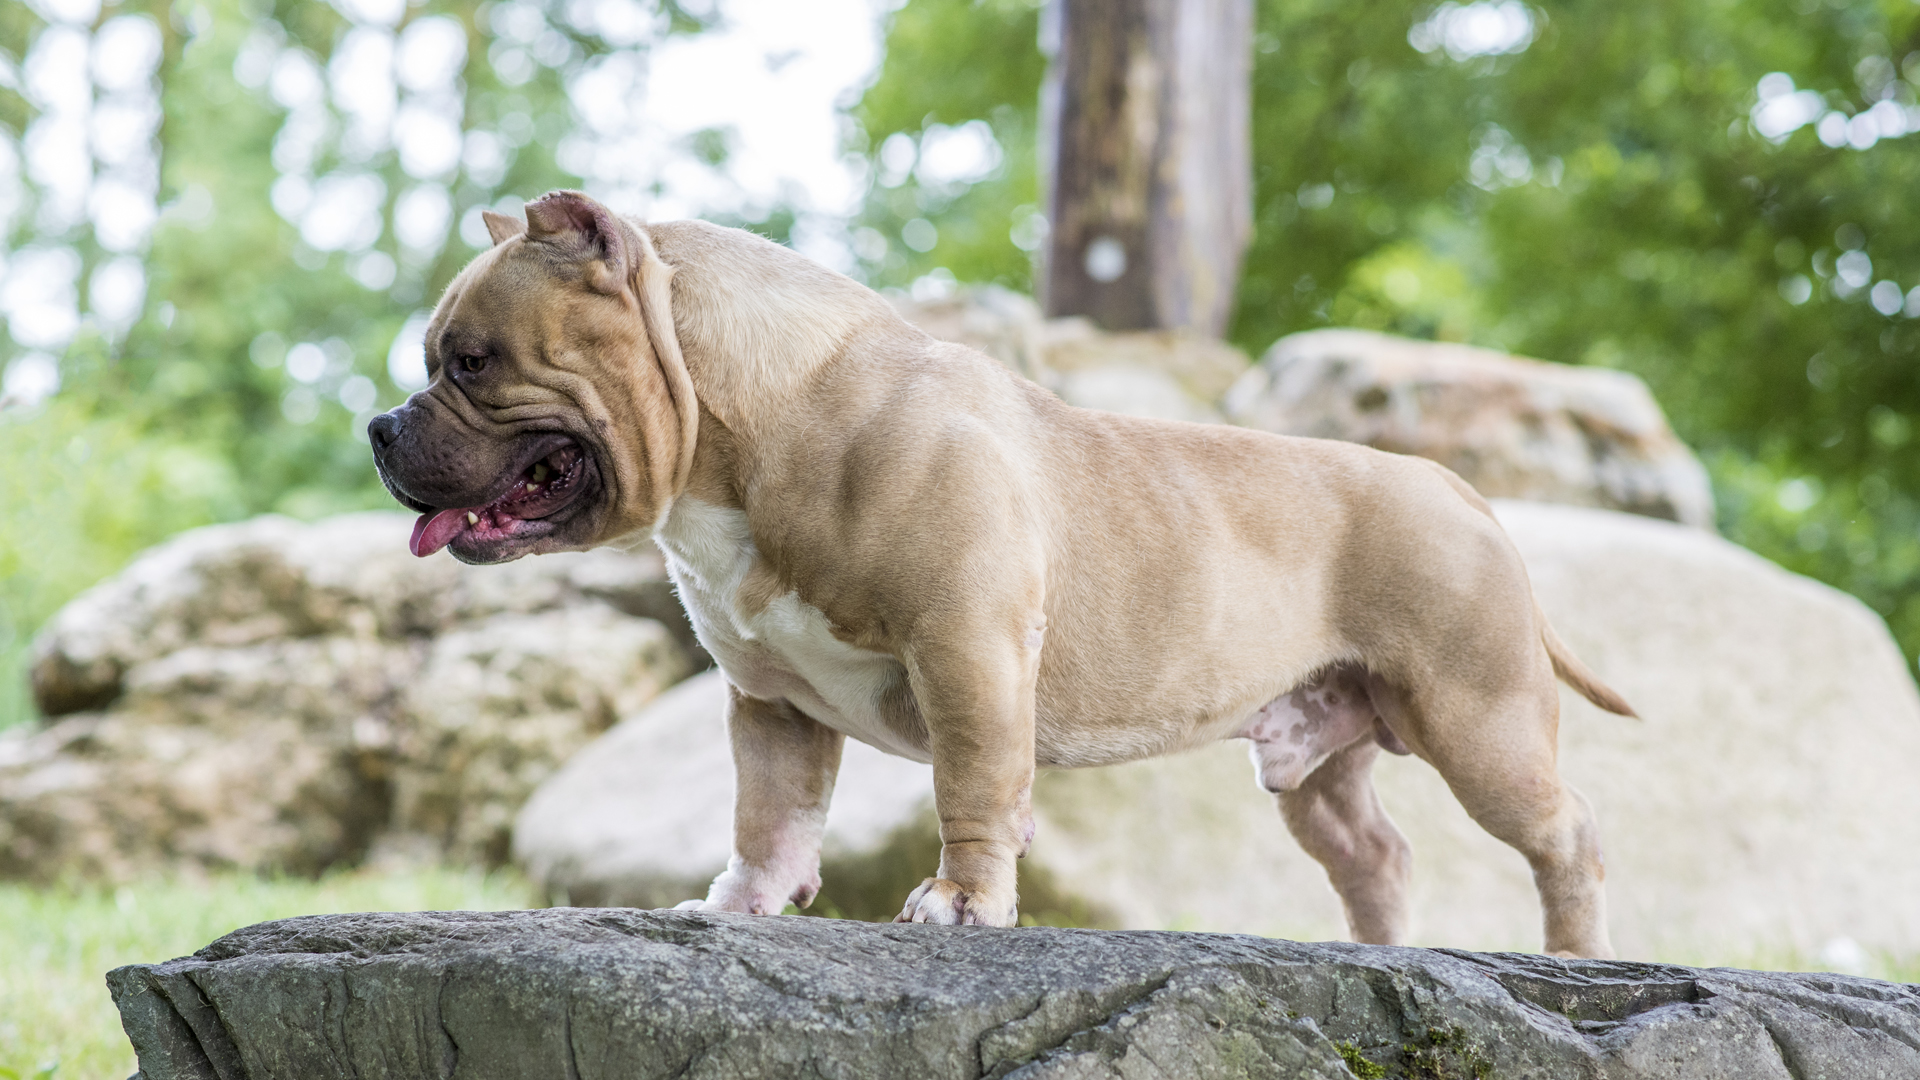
368 411 400 452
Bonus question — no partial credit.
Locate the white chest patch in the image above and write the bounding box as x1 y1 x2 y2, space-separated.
653 498 927 762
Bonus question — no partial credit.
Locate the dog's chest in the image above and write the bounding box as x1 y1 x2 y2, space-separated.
653 498 926 761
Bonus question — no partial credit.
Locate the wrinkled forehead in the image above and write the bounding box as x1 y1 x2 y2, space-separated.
428 241 563 356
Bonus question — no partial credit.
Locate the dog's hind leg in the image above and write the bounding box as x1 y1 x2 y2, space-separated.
1277 738 1414 945
1468 770 1611 959
1376 676 1614 959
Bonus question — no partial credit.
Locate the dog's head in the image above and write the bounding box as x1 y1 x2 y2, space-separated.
368 190 697 563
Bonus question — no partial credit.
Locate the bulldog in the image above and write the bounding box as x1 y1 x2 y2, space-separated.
369 190 1635 958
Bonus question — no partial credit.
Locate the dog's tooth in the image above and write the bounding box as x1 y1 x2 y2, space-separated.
466 511 478 525
526 482 539 492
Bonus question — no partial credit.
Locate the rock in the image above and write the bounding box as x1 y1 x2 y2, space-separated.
1050 365 1223 425
512 671 935 908
514 502 1920 968
1028 501 1920 965
895 298 1709 524
889 285 1051 379
893 287 1244 422
1 513 695 882
1036 318 1250 405
108 908 1920 1080
1223 328 1716 528
511 671 1109 923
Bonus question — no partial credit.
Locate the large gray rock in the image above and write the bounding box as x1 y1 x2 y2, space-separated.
511 501 1920 969
1 512 696 881
108 908 1920 1080
512 671 934 908
895 296 1710 529
1032 501 1920 965
893 286 1244 423
1223 329 1716 528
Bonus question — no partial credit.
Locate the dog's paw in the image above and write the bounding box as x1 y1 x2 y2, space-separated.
895 877 966 924
680 866 821 916
893 877 1017 926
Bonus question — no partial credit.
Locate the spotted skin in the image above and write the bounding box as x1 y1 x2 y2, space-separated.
1238 665 1408 793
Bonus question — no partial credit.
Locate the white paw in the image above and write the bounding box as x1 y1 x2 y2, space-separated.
893 877 1017 926
679 865 821 916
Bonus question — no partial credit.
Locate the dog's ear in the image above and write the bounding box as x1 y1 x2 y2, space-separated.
524 189 629 296
630 225 699 499
481 210 526 246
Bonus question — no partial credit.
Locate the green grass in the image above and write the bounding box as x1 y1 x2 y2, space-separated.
0 866 540 1080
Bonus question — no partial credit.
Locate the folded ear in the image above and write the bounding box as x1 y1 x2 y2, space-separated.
524 189 629 296
630 224 699 499
482 210 526 245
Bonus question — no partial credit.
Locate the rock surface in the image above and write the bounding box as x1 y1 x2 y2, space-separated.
1223 329 1716 528
893 286 1239 423
512 501 1920 968
2 513 695 881
1038 500 1920 964
895 295 1713 528
512 672 934 909
108 908 1920 1080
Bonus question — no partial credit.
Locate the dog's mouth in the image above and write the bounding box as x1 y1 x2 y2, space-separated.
408 440 594 559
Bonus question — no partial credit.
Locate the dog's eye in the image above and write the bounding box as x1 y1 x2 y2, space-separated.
459 353 488 374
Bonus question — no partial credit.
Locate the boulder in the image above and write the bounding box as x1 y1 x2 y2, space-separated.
888 285 1052 380
895 297 1710 527
512 671 935 909
512 501 1920 969
1223 328 1716 528
0 512 695 881
108 908 1920 1080
892 286 1241 422
1040 501 1920 965
1050 365 1224 425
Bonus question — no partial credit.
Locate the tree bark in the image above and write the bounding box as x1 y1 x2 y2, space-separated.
1041 0 1253 335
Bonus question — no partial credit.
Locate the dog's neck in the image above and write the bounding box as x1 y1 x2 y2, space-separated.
634 218 930 545
637 219 901 441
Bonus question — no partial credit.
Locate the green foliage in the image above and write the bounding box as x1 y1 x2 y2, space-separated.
0 399 250 729
0 866 537 1080
851 0 1920 673
0 0 704 730
845 0 1045 291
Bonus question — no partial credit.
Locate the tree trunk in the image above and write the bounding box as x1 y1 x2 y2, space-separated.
1041 0 1253 335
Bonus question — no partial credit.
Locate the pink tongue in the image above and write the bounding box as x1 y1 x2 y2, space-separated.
410 509 472 558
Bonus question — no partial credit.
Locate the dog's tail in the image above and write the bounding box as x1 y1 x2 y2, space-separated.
1538 602 1637 717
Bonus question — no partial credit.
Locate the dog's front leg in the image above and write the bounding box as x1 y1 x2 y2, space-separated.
896 629 1038 928
679 683 843 915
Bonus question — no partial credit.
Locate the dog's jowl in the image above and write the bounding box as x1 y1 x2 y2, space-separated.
369 189 1635 958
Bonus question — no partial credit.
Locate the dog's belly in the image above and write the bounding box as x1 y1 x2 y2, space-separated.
655 498 932 762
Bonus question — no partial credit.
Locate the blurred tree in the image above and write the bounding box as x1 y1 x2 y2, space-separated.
846 0 1920 675
0 0 715 728
1042 0 1252 335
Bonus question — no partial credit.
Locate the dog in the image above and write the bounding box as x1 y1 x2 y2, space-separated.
369 190 1635 958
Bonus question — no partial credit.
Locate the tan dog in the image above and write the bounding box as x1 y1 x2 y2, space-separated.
369 190 1634 958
